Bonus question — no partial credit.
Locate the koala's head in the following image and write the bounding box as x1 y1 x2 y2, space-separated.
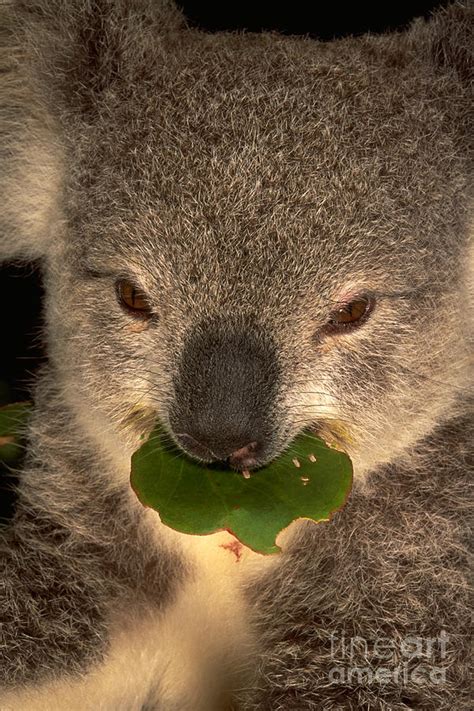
1 1 472 480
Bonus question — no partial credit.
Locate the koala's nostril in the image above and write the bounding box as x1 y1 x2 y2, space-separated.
227 441 259 469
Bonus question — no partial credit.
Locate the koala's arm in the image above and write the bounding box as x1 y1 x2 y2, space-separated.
236 410 473 711
1 452 112 692
0 504 109 689
0 373 185 696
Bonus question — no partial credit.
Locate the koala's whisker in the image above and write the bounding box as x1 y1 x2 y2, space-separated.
285 411 342 420
290 411 351 422
149 430 177 447
285 393 335 410
294 428 350 444
127 362 173 383
291 388 334 397
111 369 175 389
285 395 335 404
120 363 176 384
134 440 187 469
289 417 353 429
0 441 29 457
124 375 173 393
284 401 340 412
395 362 471 393
137 435 181 456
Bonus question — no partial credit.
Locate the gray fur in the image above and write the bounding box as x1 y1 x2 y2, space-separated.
0 369 188 689
236 408 473 709
0 1 472 708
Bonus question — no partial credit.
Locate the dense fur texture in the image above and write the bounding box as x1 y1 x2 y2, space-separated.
237 408 473 710
0 1 472 709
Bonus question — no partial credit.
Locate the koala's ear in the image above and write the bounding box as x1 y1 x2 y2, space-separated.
1 6 59 261
407 2 473 85
0 114 64 263
17 0 186 114
0 1 185 262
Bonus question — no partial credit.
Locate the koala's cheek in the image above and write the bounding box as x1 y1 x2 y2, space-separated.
115 405 157 454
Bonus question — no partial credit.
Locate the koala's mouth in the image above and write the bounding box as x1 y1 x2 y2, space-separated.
123 407 350 475
310 419 353 453
168 421 352 475
173 432 263 473
120 406 269 472
121 406 157 438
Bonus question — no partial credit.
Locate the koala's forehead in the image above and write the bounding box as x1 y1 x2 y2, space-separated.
70 30 464 292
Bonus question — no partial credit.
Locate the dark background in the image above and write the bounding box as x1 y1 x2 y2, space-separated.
0 1 447 517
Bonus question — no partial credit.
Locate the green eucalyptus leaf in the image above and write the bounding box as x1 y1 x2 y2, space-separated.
0 402 31 464
0 401 353 554
131 426 353 554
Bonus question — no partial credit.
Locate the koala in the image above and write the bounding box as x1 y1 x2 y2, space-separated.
0 1 472 709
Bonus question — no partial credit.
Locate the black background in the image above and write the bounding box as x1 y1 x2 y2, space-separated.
0 1 448 407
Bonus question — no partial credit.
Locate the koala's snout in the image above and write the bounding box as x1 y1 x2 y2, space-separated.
168 318 282 471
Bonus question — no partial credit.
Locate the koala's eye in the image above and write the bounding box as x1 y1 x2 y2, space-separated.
323 294 375 334
115 279 152 318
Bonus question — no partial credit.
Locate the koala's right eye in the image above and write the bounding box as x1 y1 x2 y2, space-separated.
115 279 153 319
321 293 375 336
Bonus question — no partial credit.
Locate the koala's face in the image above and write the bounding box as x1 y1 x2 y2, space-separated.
45 30 470 479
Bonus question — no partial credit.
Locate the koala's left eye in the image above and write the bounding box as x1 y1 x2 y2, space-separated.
115 279 152 318
323 294 375 334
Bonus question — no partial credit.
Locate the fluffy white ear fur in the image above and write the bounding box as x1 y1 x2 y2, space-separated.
0 0 185 261
407 2 473 84
0 122 63 261
0 7 62 261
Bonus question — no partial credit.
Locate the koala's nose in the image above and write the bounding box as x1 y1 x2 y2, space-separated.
175 432 260 469
169 316 281 471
